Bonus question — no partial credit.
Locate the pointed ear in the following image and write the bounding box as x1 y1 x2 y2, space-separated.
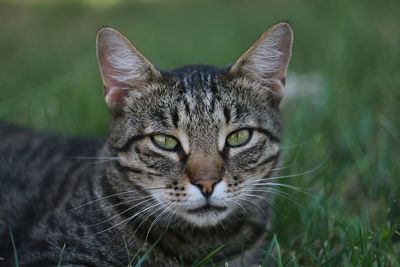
96 27 161 109
229 22 293 97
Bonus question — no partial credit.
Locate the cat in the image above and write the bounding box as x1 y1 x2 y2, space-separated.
0 22 293 266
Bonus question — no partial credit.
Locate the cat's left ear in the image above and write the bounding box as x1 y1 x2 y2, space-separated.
96 27 161 109
229 22 293 98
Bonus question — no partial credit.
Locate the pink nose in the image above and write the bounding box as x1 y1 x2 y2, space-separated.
194 179 220 197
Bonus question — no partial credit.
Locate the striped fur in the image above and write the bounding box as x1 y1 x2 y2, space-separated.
0 22 292 266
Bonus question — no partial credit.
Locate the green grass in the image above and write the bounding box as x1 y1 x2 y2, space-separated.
1 0 399 265
192 245 226 267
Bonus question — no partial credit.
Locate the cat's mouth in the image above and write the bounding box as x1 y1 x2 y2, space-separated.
187 204 227 214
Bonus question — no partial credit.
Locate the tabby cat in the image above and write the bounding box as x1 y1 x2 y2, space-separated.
0 22 293 266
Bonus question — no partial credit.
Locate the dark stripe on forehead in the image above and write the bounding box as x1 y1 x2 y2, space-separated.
152 108 169 128
235 102 248 115
171 107 179 128
210 96 216 113
176 68 217 95
210 80 218 95
184 100 190 115
223 106 231 123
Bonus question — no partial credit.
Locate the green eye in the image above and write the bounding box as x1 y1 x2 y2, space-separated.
226 129 251 147
152 134 179 150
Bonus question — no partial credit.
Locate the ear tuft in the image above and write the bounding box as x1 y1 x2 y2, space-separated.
96 27 160 109
230 22 293 95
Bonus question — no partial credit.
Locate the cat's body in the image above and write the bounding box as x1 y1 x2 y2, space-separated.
0 23 293 266
0 124 266 267
0 68 268 266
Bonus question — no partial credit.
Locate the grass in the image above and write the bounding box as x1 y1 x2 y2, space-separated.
192 245 226 267
56 243 66 267
8 228 19 267
0 0 399 265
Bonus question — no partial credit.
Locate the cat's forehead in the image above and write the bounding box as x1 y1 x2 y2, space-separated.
144 65 271 125
163 65 232 120
170 66 227 133
131 66 229 138
168 65 223 96
127 64 279 138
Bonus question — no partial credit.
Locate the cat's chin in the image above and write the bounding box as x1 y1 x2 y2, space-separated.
180 206 231 227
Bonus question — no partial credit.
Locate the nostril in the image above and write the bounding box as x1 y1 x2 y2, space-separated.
194 179 220 197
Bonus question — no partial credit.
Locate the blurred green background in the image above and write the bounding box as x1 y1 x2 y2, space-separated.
1 0 399 265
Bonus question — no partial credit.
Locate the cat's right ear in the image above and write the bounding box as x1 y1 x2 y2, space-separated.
96 27 161 109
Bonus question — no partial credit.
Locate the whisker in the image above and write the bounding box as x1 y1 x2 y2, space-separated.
240 193 280 212
88 198 154 228
142 187 168 191
235 195 267 215
68 156 121 160
240 187 298 204
163 205 179 230
250 155 329 183
144 203 175 241
268 160 296 172
70 187 166 211
110 200 166 243
279 142 306 150
124 200 168 228
85 159 121 165
246 182 313 197
127 201 169 244
218 222 226 231
231 199 249 215
70 190 141 211
86 200 161 237
279 137 323 150
67 156 121 166
90 195 153 213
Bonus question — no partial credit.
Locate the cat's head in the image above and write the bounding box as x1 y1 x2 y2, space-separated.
96 22 292 227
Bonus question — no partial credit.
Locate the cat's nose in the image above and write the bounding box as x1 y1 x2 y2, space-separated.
194 179 221 197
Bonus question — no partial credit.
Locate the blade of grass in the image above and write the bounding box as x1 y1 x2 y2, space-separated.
272 235 283 267
57 243 66 267
261 234 278 266
192 244 225 267
134 234 164 267
8 228 19 267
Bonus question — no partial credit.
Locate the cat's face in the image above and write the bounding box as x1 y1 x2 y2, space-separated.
96 23 292 227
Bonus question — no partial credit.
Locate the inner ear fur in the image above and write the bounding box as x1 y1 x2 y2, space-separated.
229 22 293 98
96 27 161 110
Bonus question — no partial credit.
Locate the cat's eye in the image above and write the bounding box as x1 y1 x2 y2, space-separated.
152 134 179 151
226 129 251 147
